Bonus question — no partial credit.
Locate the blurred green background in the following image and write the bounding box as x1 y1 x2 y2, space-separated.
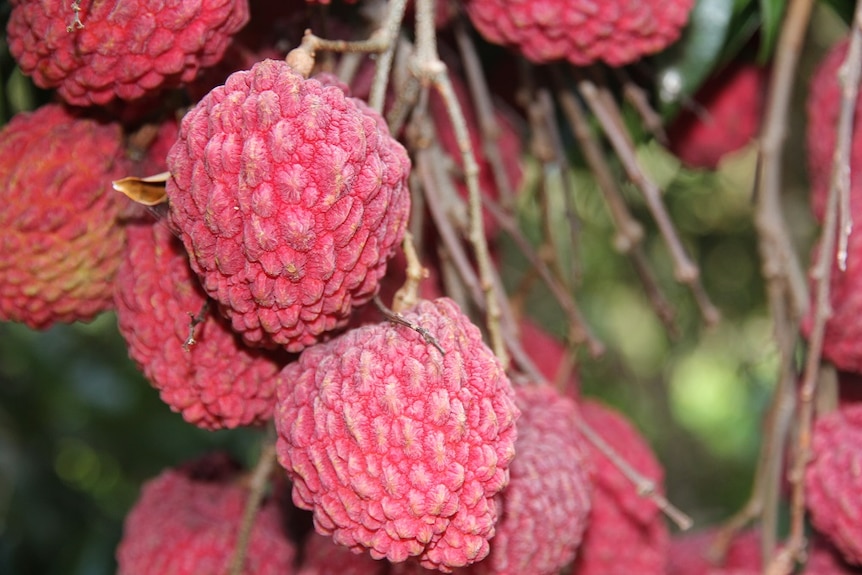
0 0 851 573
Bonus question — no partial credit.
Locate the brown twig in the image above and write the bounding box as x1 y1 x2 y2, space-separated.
392 232 427 313
228 432 278 575
183 301 209 350
573 72 720 325
374 295 446 354
576 417 693 531
774 5 862 572
613 68 669 146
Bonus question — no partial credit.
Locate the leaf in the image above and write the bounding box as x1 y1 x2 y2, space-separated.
758 0 787 62
820 0 856 25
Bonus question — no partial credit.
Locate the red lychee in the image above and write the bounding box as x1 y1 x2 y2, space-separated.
0 103 129 329
297 532 389 575
114 219 286 430
805 403 862 566
468 385 591 575
463 0 693 67
804 536 862 575
116 453 296 575
668 63 767 170
572 400 669 575
274 298 519 572
667 528 762 575
7 0 249 106
166 59 411 352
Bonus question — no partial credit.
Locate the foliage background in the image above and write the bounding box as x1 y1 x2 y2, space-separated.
0 0 852 573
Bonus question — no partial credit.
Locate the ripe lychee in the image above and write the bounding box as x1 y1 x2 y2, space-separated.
572 400 669 575
468 385 591 575
668 63 767 170
116 453 296 575
114 219 286 430
166 58 411 352
667 528 762 575
7 0 249 106
297 532 389 575
804 536 862 575
805 403 862 566
462 0 694 67
274 298 519 572
0 103 129 329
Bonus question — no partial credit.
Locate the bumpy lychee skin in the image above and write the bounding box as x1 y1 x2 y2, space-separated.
572 400 669 575
805 404 862 566
667 528 761 575
469 385 591 575
297 532 389 575
802 230 862 373
463 0 693 67
807 38 862 222
0 103 129 329
115 220 285 430
167 58 411 352
116 453 296 575
668 64 766 170
275 298 519 572
7 0 249 106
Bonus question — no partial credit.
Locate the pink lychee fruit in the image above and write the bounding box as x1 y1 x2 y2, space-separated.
297 532 389 575
6 0 249 106
0 103 129 329
166 58 411 352
274 297 519 572
467 384 591 575
807 38 862 222
667 528 762 575
462 0 694 67
116 453 296 575
114 219 287 430
668 63 767 170
572 400 669 575
517 319 578 396
804 536 862 575
805 403 862 566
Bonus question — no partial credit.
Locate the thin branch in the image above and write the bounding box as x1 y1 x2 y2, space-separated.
228 432 278 575
613 68 669 146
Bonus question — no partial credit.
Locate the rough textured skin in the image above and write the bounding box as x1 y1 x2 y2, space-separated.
463 0 693 66
807 38 862 222
468 385 591 575
667 528 761 575
572 400 669 575
297 532 389 575
115 220 285 429
167 59 411 351
116 453 296 575
7 0 249 106
668 64 766 170
806 404 862 566
802 229 862 373
275 298 519 571
0 104 128 329
804 537 862 575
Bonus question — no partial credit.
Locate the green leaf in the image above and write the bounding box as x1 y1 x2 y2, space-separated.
820 0 855 25
758 0 787 62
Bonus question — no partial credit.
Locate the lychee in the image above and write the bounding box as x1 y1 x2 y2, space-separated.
0 103 129 329
804 536 862 575
668 63 767 170
114 219 286 430
462 0 694 67
572 400 669 575
274 298 519 571
116 453 296 575
166 58 412 351
805 403 862 566
667 528 762 575
297 532 389 575
7 0 249 106
468 384 591 575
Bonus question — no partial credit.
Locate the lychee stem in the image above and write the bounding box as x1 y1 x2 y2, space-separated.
391 232 426 313
228 432 277 575
613 68 669 146
373 295 445 355
576 418 693 531
182 301 209 351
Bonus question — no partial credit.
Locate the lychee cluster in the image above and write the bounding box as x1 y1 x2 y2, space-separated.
0 103 129 329
166 58 412 351
7 0 250 105
463 0 694 66
274 298 519 571
114 220 286 430
116 453 296 575
805 403 862 566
